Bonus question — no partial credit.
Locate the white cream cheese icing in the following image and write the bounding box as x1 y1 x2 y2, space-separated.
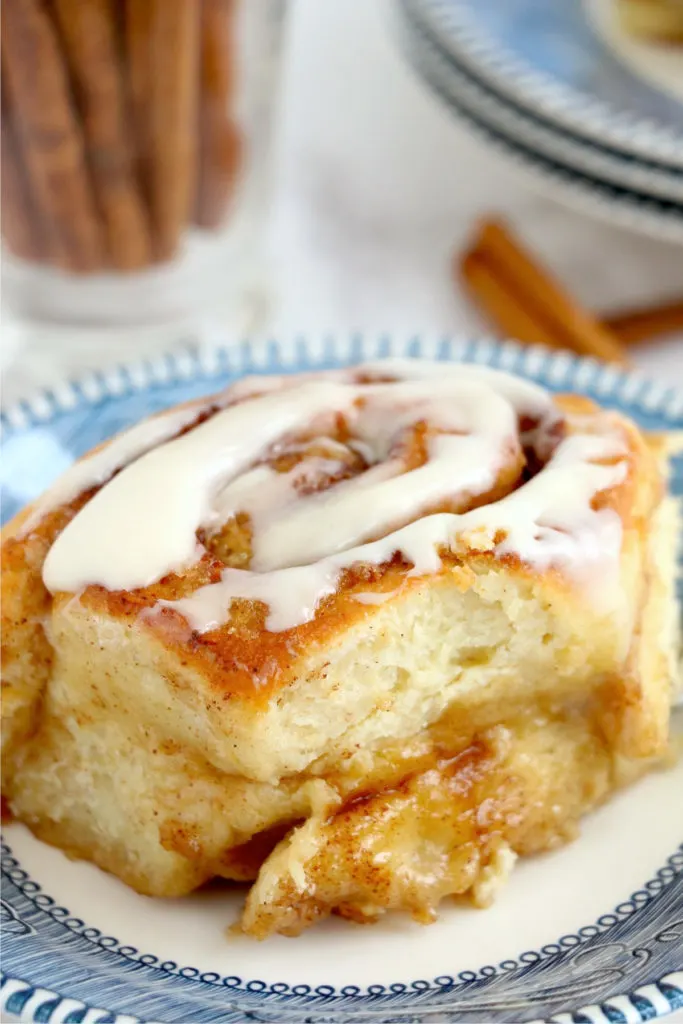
38 359 629 633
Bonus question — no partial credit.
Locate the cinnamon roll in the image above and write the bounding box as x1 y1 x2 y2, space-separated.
2 360 680 936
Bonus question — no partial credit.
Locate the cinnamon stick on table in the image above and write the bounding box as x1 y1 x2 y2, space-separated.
461 251 564 351
147 0 200 260
1 69 47 262
52 0 153 271
604 299 683 345
194 0 243 229
1 0 105 272
460 218 630 366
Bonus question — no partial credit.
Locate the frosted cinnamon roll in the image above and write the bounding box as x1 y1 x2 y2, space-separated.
2 360 680 935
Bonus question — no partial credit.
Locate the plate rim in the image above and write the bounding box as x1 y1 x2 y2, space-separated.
2 833 683 1021
398 0 683 169
2 336 683 436
1 336 682 1024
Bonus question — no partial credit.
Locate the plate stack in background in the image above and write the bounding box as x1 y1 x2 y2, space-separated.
395 0 683 242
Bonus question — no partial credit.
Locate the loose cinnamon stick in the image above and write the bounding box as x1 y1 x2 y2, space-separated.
147 0 200 260
51 0 153 270
1 69 47 261
460 230 683 352
463 219 629 366
194 0 243 229
460 252 564 351
604 299 683 345
1 0 105 272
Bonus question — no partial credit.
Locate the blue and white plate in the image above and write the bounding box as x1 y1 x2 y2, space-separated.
397 1 683 203
398 0 683 169
2 337 683 1024
395 13 683 243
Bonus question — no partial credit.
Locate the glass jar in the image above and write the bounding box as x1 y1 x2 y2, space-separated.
1 0 287 345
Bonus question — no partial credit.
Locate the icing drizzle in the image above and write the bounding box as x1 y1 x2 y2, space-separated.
39 360 629 632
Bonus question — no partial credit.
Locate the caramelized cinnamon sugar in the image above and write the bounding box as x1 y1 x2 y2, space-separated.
202 512 253 569
165 699 613 901
237 706 627 937
200 416 530 573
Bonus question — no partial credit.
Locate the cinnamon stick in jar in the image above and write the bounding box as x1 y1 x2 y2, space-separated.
194 0 243 229
147 0 200 260
1 69 47 262
51 0 153 271
124 0 153 214
1 0 105 272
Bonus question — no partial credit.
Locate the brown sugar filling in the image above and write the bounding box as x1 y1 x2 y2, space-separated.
201 410 549 571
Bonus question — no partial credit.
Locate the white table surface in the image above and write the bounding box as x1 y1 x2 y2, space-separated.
2 2 682 1022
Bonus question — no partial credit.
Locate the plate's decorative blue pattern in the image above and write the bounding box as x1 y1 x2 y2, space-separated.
400 0 683 168
1 844 683 1024
396 1 683 204
395 13 683 244
1 835 683 1023
1 337 682 1024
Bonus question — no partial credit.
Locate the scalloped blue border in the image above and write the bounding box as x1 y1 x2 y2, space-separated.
2 842 682 996
3 335 683 435
1 336 682 1024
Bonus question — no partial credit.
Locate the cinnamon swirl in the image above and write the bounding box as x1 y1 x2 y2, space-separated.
2 360 680 936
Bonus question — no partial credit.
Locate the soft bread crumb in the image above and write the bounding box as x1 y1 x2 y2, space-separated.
471 842 518 908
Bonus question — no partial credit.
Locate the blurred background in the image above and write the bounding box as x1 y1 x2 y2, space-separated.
2 0 682 403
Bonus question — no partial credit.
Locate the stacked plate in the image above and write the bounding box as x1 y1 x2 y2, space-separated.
396 0 683 241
